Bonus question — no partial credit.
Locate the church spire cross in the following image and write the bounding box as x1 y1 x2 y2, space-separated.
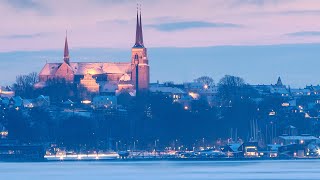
134 4 140 47
139 4 144 46
64 30 70 64
133 4 144 48
276 76 283 86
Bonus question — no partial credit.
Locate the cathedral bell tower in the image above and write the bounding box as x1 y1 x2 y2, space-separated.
131 6 149 92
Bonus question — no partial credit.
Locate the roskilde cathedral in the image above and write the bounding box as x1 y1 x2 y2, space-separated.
38 9 149 94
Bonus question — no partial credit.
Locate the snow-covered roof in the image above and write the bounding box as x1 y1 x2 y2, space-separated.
100 82 118 93
184 82 204 89
291 88 311 93
37 95 50 103
119 74 131 82
71 62 131 75
11 96 23 106
150 86 186 94
270 87 289 94
40 62 131 76
307 85 320 91
39 63 61 76
252 85 273 89
279 136 319 140
291 88 311 96
23 99 34 107
0 86 13 91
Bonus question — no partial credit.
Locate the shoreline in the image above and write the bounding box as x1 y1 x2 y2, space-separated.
3 157 320 163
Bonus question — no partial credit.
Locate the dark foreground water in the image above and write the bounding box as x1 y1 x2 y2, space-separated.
0 160 319 179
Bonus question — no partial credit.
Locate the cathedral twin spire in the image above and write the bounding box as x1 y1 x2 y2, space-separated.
63 6 144 64
134 4 144 48
63 31 70 64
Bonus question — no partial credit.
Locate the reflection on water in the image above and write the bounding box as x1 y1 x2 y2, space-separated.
0 160 319 180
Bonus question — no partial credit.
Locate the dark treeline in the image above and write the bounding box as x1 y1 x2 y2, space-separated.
2 73 317 151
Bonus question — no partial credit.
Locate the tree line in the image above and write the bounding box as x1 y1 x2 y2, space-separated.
2 73 315 151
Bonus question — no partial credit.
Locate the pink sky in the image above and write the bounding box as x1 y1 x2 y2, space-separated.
0 0 320 52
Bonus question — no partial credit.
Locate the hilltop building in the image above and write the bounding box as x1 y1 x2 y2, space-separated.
252 77 289 97
276 77 283 87
38 9 149 94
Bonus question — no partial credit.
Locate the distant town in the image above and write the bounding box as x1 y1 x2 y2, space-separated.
1 10 320 161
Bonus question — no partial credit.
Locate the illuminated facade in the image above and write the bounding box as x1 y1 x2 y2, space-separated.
38 9 149 94
80 74 100 93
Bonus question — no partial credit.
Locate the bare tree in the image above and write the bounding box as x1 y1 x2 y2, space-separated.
194 76 215 87
217 75 246 103
218 75 244 87
13 72 39 98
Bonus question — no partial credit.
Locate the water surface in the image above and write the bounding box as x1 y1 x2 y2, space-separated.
0 160 319 179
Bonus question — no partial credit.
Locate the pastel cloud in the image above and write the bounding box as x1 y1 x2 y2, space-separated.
286 31 320 37
147 21 242 31
5 0 40 9
0 0 320 51
1 33 50 40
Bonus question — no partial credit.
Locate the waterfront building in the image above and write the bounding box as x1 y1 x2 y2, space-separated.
278 135 320 146
0 139 45 161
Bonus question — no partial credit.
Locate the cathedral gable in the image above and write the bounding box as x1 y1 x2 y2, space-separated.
54 62 74 81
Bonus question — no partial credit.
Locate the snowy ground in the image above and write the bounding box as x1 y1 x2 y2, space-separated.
0 160 319 179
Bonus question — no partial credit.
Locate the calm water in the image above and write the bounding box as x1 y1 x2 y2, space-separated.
0 160 319 179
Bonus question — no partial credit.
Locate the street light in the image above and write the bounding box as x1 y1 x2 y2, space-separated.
154 139 159 150
202 138 205 148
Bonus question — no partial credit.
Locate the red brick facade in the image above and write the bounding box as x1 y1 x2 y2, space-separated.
54 62 74 82
131 47 149 90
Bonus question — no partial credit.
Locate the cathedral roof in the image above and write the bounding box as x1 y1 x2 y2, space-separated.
40 62 131 76
71 62 131 75
39 63 61 76
119 74 131 82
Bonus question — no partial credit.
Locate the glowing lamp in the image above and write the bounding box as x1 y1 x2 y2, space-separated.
81 100 91 104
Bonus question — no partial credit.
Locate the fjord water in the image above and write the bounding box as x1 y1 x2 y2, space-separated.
0 160 319 179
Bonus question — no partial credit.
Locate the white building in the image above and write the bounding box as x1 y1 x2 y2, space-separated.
92 96 117 109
